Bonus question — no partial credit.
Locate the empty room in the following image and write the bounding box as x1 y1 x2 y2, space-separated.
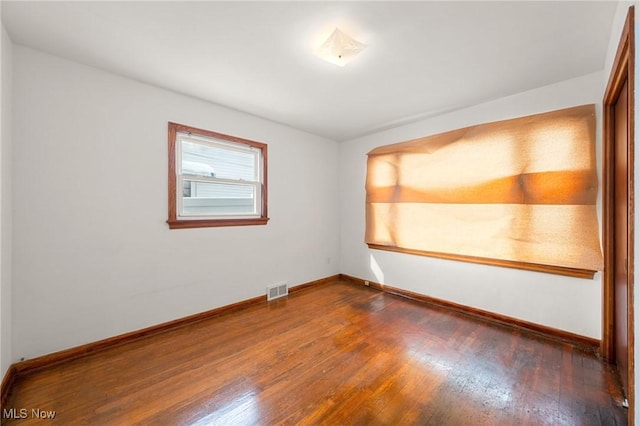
0 1 637 425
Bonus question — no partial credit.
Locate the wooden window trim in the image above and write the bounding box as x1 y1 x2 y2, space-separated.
167 122 269 229
367 244 596 279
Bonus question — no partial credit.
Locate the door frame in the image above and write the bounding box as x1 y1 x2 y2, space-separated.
603 5 635 422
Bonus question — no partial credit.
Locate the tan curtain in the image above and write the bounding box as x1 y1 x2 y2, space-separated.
365 104 603 276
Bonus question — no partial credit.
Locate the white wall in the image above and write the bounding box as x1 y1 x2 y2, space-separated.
11 46 340 361
339 72 604 339
0 20 13 378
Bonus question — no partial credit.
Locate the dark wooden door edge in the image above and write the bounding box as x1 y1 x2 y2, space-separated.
603 5 635 422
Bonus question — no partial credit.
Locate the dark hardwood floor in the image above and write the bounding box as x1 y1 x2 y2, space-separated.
2 279 627 425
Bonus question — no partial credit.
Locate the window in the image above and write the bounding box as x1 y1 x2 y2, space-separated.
365 104 603 278
167 122 268 229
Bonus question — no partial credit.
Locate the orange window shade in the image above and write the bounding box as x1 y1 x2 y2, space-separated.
365 104 603 277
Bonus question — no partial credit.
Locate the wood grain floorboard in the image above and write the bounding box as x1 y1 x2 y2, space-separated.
2 279 627 425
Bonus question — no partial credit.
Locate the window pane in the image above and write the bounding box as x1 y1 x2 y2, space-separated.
181 139 257 181
181 180 257 216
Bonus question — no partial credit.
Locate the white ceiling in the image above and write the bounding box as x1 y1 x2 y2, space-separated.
1 1 618 141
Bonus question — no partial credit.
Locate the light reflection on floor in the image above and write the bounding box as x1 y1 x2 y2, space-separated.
405 343 517 413
188 391 260 426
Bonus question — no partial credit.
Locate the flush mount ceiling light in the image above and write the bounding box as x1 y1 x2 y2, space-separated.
316 28 367 67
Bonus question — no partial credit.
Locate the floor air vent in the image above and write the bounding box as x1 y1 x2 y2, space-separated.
267 283 288 301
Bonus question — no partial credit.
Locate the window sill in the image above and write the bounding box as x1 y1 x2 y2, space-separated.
367 244 597 279
168 217 270 229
